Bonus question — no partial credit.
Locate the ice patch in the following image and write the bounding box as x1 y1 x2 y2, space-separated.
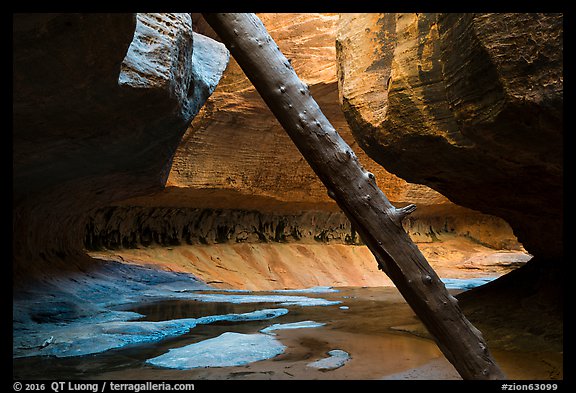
146 332 286 369
260 320 325 335
307 349 350 370
14 308 288 358
339 306 349 310
441 277 496 290
195 308 288 325
18 318 200 358
272 286 339 294
176 293 341 307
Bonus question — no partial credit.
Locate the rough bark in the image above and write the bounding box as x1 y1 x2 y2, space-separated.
202 13 505 380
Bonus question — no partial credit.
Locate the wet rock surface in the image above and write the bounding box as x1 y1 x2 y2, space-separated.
13 260 207 358
146 332 287 369
307 349 350 370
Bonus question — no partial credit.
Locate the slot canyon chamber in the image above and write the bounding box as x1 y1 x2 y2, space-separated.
13 13 563 380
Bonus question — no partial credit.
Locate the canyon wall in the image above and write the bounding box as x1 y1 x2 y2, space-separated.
336 13 563 261
120 13 451 214
334 13 563 348
102 13 520 256
85 205 520 251
12 13 229 284
13 12 541 290
12 13 561 366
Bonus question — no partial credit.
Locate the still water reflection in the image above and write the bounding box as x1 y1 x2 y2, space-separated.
12 286 562 380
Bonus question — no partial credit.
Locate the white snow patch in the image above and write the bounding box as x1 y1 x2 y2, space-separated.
260 320 325 335
307 349 350 370
146 332 286 369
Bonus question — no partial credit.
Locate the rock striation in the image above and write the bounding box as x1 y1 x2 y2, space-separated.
336 12 563 355
12 13 229 284
85 204 520 251
109 13 522 253
120 13 454 214
336 13 563 261
85 207 361 248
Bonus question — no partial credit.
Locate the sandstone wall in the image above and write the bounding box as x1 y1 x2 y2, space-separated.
13 12 530 287
120 13 454 214
12 13 558 362
85 205 521 252
105 13 523 259
12 13 229 282
336 13 563 259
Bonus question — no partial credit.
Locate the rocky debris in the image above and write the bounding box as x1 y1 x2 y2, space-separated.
336 13 562 261
12 13 228 283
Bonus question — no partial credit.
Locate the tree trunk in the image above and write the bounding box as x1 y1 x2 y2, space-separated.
202 12 506 380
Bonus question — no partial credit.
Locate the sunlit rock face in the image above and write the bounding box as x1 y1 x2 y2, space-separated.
12 13 228 282
112 13 522 253
122 13 452 213
336 14 563 349
336 13 563 260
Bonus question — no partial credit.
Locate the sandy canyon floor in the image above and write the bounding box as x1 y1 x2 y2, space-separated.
13 237 562 380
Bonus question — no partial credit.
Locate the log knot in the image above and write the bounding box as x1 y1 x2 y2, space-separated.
390 203 417 227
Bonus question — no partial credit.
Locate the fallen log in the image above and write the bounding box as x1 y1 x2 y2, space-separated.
202 12 505 380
